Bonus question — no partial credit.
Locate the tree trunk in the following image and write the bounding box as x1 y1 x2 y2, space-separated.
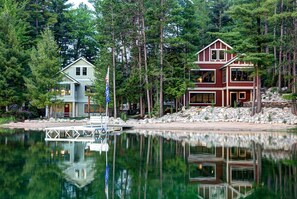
111 5 117 118
278 0 284 91
141 1 151 117
256 67 262 113
159 0 164 117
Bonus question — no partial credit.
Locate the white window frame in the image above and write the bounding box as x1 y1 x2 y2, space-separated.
239 92 246 99
230 67 253 82
189 163 216 181
191 69 216 84
210 49 225 61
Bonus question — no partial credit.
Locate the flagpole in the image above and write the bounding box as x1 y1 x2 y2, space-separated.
105 67 110 117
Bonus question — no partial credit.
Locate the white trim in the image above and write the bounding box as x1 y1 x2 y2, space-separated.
194 61 228 64
189 91 216 105
239 92 246 99
191 69 216 84
61 57 95 72
210 49 226 61
195 39 233 55
223 86 254 90
188 87 223 91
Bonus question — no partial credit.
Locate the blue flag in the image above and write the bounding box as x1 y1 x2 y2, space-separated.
105 68 110 103
105 165 109 198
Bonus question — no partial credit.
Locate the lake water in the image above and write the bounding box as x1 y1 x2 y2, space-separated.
0 129 297 199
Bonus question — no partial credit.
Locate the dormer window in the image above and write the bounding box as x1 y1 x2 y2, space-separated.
83 67 87 75
76 67 80 75
211 50 225 60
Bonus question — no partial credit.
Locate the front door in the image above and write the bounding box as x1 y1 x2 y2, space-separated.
230 92 237 107
64 104 70 117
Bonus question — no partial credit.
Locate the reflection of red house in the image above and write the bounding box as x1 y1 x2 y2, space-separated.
188 39 255 107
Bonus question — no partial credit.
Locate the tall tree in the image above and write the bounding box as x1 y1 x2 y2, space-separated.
25 28 62 117
0 0 29 110
222 0 273 114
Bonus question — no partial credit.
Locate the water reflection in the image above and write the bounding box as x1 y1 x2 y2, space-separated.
1 130 297 198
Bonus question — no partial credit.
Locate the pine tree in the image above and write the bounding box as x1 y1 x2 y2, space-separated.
0 0 29 110
25 28 62 117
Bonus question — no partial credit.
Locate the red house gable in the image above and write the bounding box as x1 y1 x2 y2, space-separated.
188 39 255 107
196 39 234 64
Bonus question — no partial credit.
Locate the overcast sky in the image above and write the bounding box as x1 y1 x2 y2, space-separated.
68 0 93 8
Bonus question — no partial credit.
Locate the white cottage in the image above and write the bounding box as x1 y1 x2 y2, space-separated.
50 57 99 117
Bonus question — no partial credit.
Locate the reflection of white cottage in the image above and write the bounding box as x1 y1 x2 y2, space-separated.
50 57 100 117
60 142 95 189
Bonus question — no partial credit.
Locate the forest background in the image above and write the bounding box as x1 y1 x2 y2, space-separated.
1 0 297 120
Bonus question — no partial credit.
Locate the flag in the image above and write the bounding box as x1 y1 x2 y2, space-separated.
105 67 110 103
105 165 109 199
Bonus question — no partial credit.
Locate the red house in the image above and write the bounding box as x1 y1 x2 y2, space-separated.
188 39 255 107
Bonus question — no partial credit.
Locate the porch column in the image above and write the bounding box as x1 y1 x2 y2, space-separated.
226 68 229 106
222 90 224 107
72 102 76 117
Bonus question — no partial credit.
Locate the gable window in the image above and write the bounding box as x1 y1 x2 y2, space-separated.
231 68 253 81
189 92 215 104
211 50 225 60
76 67 80 75
83 67 87 76
191 69 215 83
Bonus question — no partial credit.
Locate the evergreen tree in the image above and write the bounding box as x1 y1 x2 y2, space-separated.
0 0 29 110
25 28 62 117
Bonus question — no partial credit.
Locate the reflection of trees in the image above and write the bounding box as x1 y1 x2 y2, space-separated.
22 142 62 199
0 144 26 198
259 143 297 199
107 133 197 198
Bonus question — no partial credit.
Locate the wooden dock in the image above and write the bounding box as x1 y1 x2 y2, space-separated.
44 126 112 142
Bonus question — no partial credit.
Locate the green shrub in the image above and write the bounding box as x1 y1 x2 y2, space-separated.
0 116 15 124
120 112 127 121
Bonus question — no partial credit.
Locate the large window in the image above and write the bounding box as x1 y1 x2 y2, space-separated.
85 85 96 96
189 163 216 179
211 50 225 60
58 84 71 96
231 68 253 81
231 168 254 182
191 70 215 83
189 92 215 104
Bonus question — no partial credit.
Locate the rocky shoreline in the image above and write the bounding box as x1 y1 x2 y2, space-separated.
1 106 295 132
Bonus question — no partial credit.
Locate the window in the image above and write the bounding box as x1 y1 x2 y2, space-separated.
76 67 80 75
82 67 87 75
239 92 246 99
231 68 253 81
189 92 215 104
84 104 104 113
191 70 215 83
189 163 216 179
211 50 225 60
85 85 96 96
57 84 71 96
231 168 254 182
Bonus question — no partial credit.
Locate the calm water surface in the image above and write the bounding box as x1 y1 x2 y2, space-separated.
0 129 297 199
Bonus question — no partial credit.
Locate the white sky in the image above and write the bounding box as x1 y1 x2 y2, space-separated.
68 0 93 9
